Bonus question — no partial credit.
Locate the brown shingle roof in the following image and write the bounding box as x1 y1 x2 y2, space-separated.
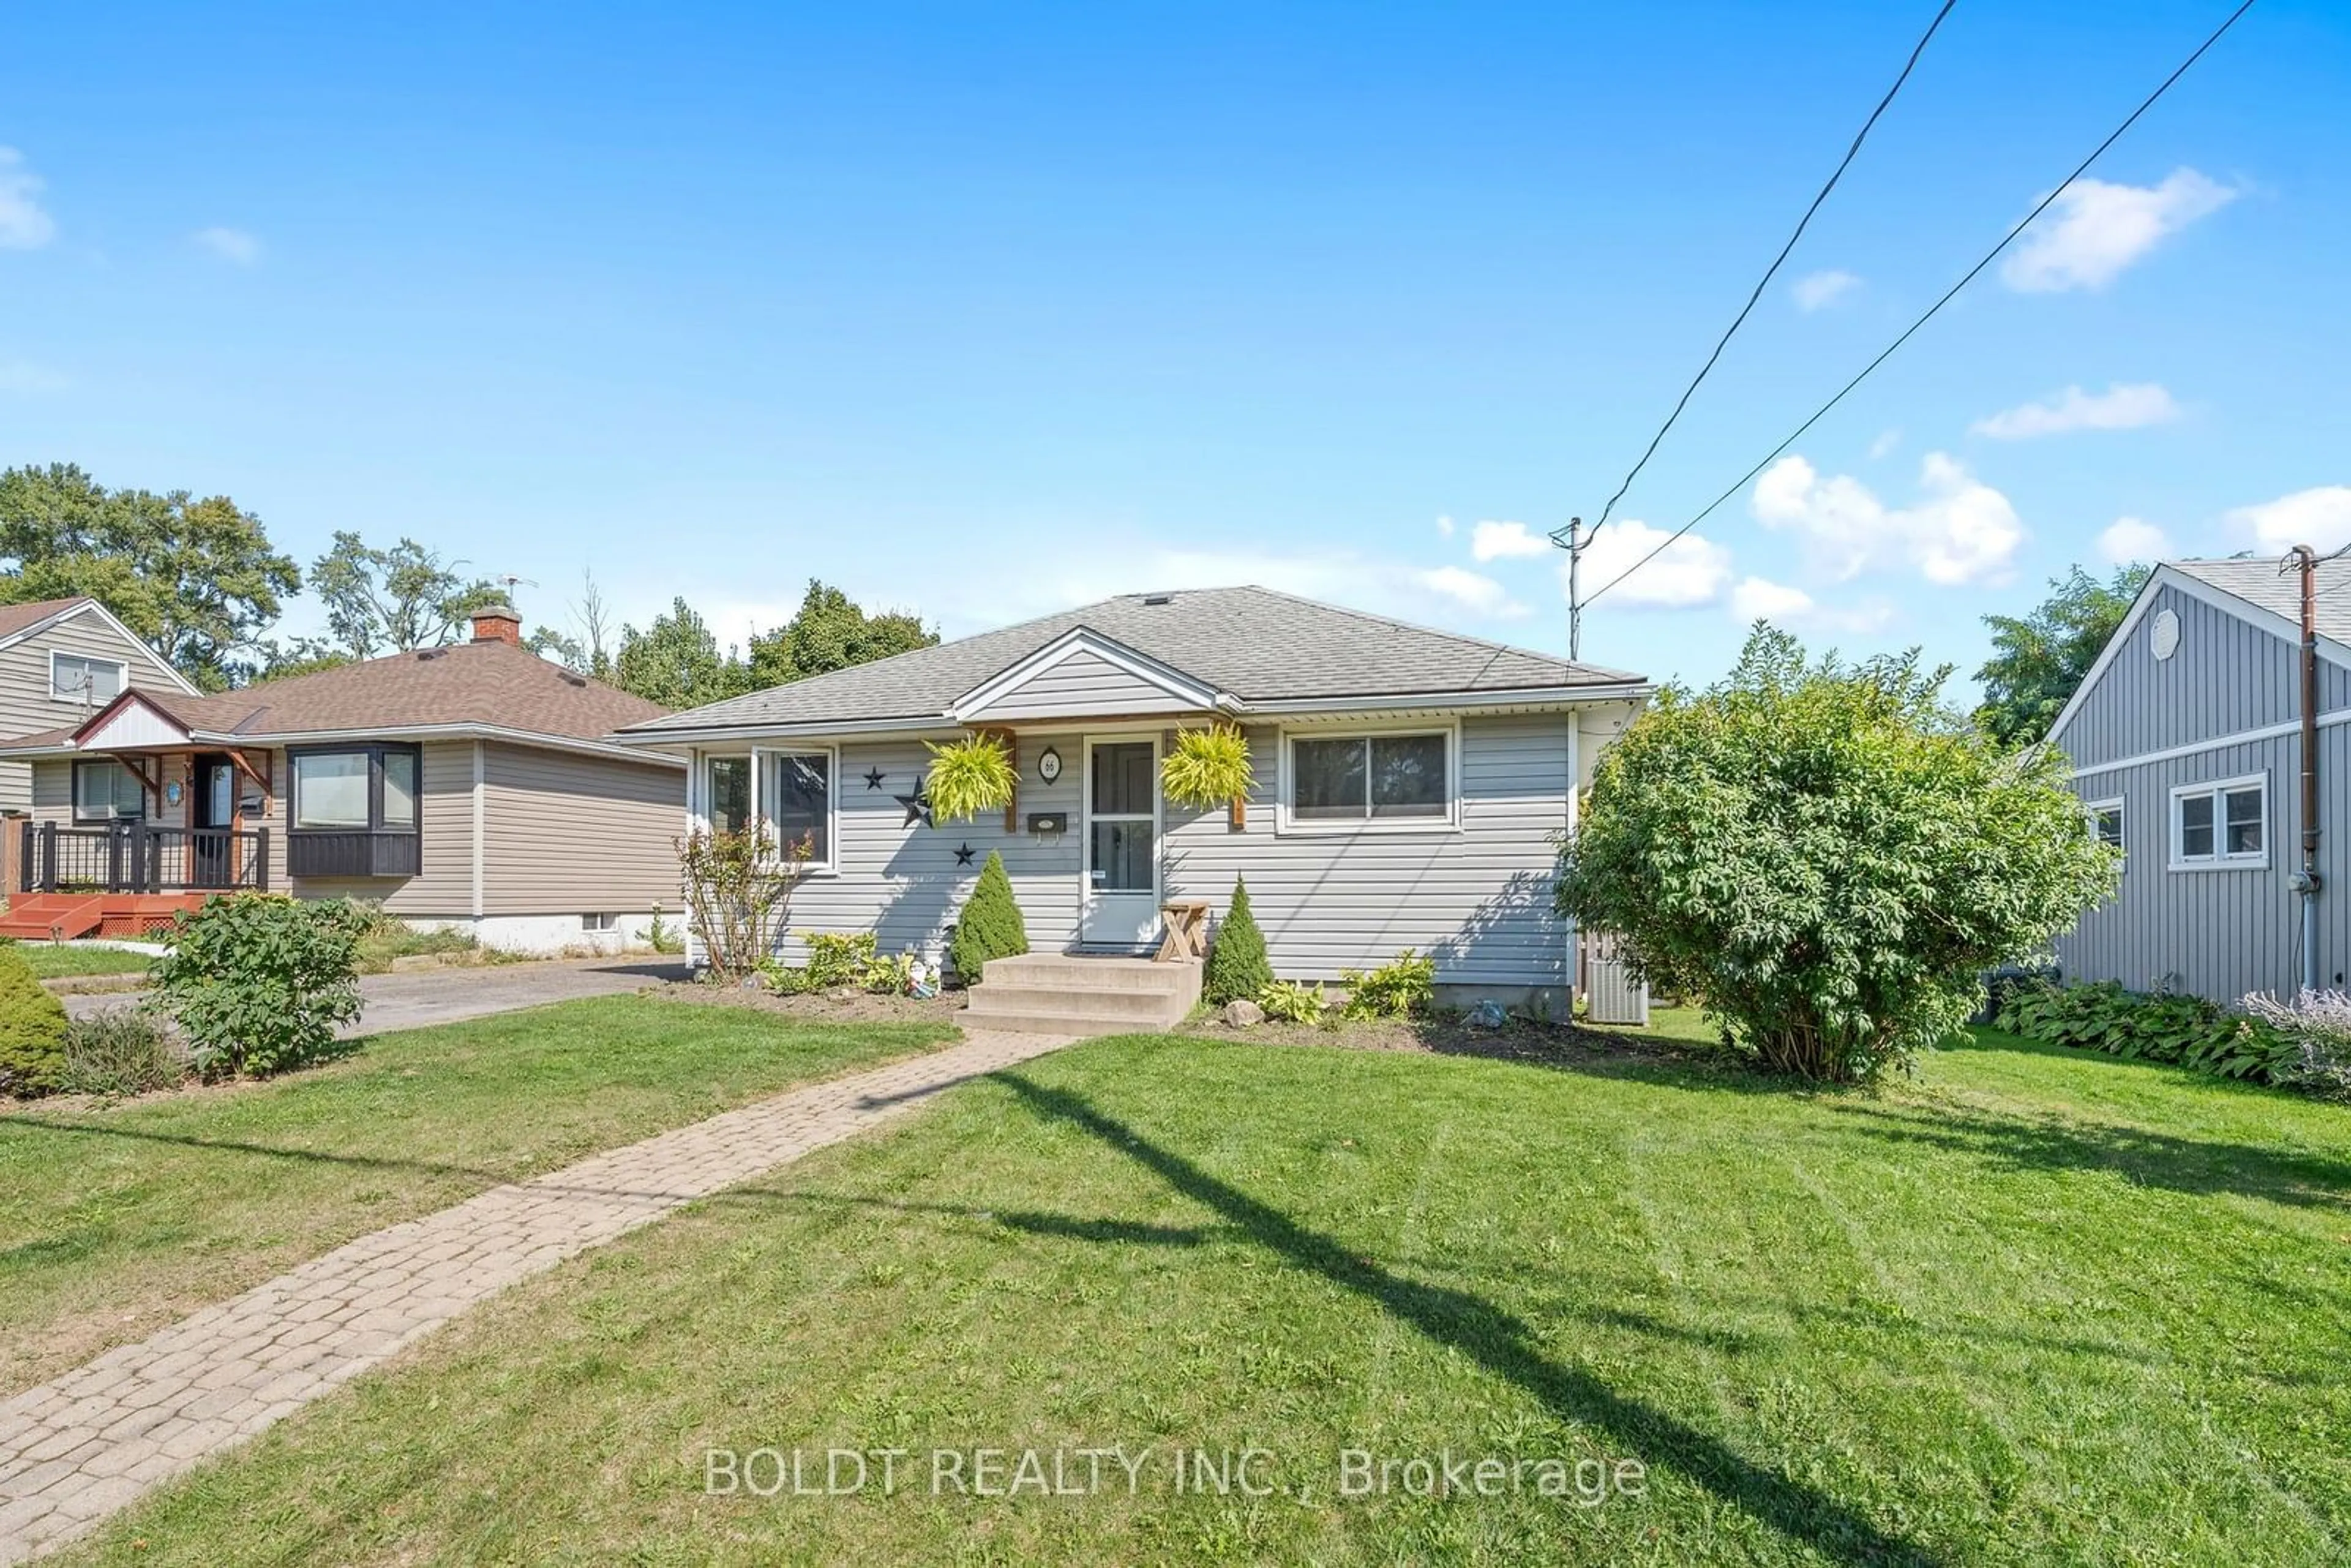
4 640 668 751
0 597 94 640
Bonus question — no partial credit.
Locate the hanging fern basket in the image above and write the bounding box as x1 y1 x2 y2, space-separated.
1161 726 1253 822
924 733 1017 824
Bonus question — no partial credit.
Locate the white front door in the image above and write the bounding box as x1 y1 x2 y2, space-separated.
1081 737 1162 948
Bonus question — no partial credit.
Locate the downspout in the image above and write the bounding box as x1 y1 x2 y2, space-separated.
2290 545 2322 993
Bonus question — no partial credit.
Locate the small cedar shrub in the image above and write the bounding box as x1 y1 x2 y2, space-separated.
1202 878 1273 1005
950 851 1029 983
0 943 69 1098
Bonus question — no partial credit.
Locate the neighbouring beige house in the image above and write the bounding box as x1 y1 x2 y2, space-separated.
0 603 686 950
0 595 206 816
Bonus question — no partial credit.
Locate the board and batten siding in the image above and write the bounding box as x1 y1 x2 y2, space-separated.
971 651 1199 721
478 743 683 917
751 713 1575 988
2055 579 2351 1003
2059 582 2351 769
0 612 190 814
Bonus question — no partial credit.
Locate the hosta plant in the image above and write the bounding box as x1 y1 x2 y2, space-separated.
1995 979 2300 1084
1160 726 1253 809
924 733 1017 823
1258 978 1330 1025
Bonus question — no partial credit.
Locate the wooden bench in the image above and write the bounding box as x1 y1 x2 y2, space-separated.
1155 899 1210 962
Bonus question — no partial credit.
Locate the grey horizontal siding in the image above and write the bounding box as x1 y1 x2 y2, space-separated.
2058 729 2348 1002
2061 583 2351 770
976 651 1198 720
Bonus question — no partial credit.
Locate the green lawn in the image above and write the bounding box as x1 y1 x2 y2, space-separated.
4 942 155 980
0 996 954 1395
56 1018 2351 1565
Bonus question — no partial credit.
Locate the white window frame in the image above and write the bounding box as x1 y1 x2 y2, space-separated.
2168 773 2268 872
72 759 147 823
2085 795 2126 858
1275 721 1461 835
752 745 839 875
51 650 127 707
699 753 755 838
580 912 617 932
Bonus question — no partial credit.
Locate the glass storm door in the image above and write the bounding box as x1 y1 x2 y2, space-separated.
1081 739 1161 948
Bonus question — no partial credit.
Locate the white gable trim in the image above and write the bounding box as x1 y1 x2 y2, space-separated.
76 690 195 751
2045 565 2351 751
951 628 1233 722
0 599 202 695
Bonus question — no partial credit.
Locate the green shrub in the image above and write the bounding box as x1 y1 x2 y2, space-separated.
648 906 685 956
153 895 369 1078
59 1008 183 1097
1258 978 1329 1024
1556 627 2119 1083
950 851 1029 983
1340 949 1436 1020
1994 980 2300 1083
1202 879 1273 1005
0 943 69 1098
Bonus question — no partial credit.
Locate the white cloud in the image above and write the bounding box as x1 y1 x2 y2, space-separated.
2227 486 2351 553
1469 519 1550 561
1419 565 1529 618
1869 429 1901 460
1728 577 1814 620
193 226 262 264
2097 516 2172 563
1570 519 1732 609
1753 451 2024 586
2000 168 2237 293
1972 381 2181 440
1792 269 1860 312
0 148 56 250
1434 514 1455 538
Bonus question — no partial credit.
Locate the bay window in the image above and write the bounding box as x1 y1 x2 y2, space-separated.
288 743 424 877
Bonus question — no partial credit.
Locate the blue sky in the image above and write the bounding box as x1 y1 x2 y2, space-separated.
2 1 2345 691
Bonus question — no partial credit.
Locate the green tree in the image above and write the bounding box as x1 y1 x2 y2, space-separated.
613 598 753 708
254 636 355 681
1556 626 2118 1084
746 579 936 688
307 531 506 658
1974 563 2150 747
1202 877 1273 1005
0 462 301 690
950 851 1030 983
0 943 70 1098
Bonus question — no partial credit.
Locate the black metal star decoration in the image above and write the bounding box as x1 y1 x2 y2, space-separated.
894 779 934 828
953 843 976 867
863 767 887 790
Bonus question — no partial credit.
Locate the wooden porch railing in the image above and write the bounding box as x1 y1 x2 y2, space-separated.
18 821 270 895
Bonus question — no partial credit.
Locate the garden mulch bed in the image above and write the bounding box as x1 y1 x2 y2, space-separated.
650 978 969 1029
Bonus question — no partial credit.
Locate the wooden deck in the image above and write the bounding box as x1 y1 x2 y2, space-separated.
0 893 209 942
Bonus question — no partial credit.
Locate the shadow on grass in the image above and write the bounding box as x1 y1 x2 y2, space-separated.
992 1071 1937 1567
1825 1100 2351 1210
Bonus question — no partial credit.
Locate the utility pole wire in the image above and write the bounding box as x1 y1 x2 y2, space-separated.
1583 0 2259 612
1581 0 1959 540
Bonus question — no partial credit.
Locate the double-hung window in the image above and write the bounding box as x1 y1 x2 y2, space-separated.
51 652 125 705
2170 775 2265 869
287 744 423 877
1285 729 1453 828
72 760 146 823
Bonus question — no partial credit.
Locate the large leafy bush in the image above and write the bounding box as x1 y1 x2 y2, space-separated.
0 943 70 1097
1999 980 2301 1083
1556 627 2118 1082
153 895 369 1077
678 822 812 983
1202 879 1272 1005
950 850 1029 982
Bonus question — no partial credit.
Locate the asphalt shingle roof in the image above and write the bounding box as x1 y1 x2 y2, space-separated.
2169 557 2351 645
0 596 97 641
624 585 1644 735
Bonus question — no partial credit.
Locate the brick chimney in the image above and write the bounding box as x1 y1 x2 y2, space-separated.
470 602 523 646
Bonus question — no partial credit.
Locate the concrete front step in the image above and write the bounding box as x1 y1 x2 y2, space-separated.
964 954 1203 1035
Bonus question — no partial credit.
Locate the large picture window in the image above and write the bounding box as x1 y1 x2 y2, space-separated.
287 743 424 878
51 651 125 705
2170 775 2265 870
72 760 146 822
1286 729 1453 827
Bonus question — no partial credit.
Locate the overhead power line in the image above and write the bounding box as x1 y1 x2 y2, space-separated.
1583 0 2259 612
1577 0 1959 541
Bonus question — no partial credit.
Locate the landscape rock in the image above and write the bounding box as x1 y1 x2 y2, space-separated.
1220 999 1265 1028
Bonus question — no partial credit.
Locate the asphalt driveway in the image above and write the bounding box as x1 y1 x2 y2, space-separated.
62 957 691 1034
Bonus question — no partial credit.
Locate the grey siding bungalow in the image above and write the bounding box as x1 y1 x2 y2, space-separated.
616 586 1651 1005
2047 558 2351 1003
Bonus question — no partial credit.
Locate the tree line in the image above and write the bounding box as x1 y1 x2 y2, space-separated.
0 462 936 705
